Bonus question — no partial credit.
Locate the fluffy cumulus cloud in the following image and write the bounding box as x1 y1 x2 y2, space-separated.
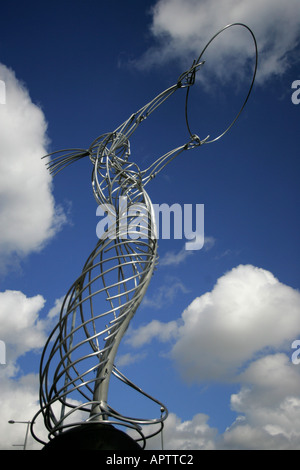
128 265 300 449
141 276 189 309
172 264 300 382
0 63 70 448
0 64 66 272
126 319 179 348
0 290 61 449
160 237 215 266
137 412 218 450
222 354 300 449
0 290 48 365
0 373 47 450
138 0 300 83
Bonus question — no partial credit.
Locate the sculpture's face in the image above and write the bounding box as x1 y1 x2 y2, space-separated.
90 131 147 209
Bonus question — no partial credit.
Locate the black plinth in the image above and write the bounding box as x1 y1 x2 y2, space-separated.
42 423 142 450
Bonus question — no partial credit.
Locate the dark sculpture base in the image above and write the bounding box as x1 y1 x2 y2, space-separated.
42 423 142 451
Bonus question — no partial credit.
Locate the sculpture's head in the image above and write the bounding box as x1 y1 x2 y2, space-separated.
88 132 131 178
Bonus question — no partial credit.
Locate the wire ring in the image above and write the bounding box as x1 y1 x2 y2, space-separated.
185 23 258 143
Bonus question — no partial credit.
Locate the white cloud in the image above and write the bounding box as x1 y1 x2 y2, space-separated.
0 291 64 449
160 237 215 266
203 236 216 251
236 353 300 406
0 290 48 363
0 373 46 449
171 265 300 382
126 319 179 348
142 276 189 309
138 0 300 83
142 412 218 450
127 265 300 376
138 355 300 450
0 369 84 450
160 246 193 266
221 353 300 449
125 265 300 449
0 66 69 448
0 64 66 272
115 351 147 367
47 295 65 319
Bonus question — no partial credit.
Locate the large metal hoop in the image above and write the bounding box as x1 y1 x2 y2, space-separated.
185 23 258 143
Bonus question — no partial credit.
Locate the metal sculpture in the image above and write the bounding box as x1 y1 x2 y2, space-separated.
31 24 257 449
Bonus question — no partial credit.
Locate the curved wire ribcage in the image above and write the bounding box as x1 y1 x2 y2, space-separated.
38 225 160 439
34 136 167 446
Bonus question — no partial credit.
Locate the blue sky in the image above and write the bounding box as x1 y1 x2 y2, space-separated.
0 0 300 450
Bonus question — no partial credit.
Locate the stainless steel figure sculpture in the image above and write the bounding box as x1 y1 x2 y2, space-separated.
31 24 257 449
